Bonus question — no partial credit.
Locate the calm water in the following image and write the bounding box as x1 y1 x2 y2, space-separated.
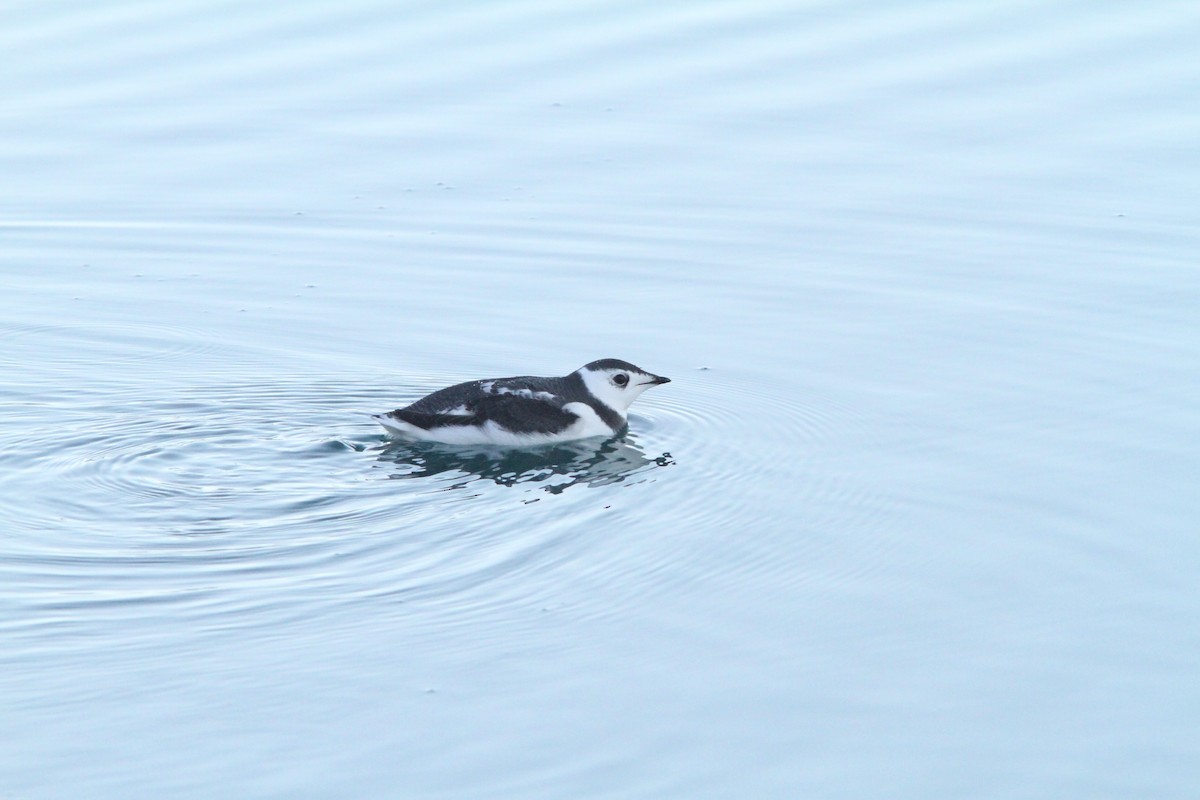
3 1 1199 797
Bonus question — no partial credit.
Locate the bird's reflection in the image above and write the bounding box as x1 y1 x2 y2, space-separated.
376 433 673 494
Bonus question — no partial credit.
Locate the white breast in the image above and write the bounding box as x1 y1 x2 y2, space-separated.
561 402 620 438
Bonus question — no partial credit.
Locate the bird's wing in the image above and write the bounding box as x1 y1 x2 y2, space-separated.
473 393 579 434
384 392 577 434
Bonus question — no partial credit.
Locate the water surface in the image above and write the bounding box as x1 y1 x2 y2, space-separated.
2 1 1199 797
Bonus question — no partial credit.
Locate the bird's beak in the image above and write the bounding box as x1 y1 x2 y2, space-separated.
645 374 671 386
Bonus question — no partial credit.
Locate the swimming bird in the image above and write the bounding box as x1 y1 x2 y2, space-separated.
373 358 670 445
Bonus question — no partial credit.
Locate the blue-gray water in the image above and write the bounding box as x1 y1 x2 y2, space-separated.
3 1 1199 797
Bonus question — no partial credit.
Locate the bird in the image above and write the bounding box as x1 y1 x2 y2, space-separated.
373 358 670 445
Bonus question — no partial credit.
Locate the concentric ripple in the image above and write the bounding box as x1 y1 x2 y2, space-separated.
0 373 679 642
582 366 901 614
0 322 222 371
2 359 893 644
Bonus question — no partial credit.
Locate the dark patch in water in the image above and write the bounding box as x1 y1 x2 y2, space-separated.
375 435 673 494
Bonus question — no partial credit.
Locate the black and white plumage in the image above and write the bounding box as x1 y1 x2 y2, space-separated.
373 358 670 445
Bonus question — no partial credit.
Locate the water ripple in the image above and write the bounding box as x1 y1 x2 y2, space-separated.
0 374 679 640
0 321 221 370
557 367 899 620
1 354 893 646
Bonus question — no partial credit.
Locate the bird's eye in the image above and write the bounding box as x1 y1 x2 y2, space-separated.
613 373 629 387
